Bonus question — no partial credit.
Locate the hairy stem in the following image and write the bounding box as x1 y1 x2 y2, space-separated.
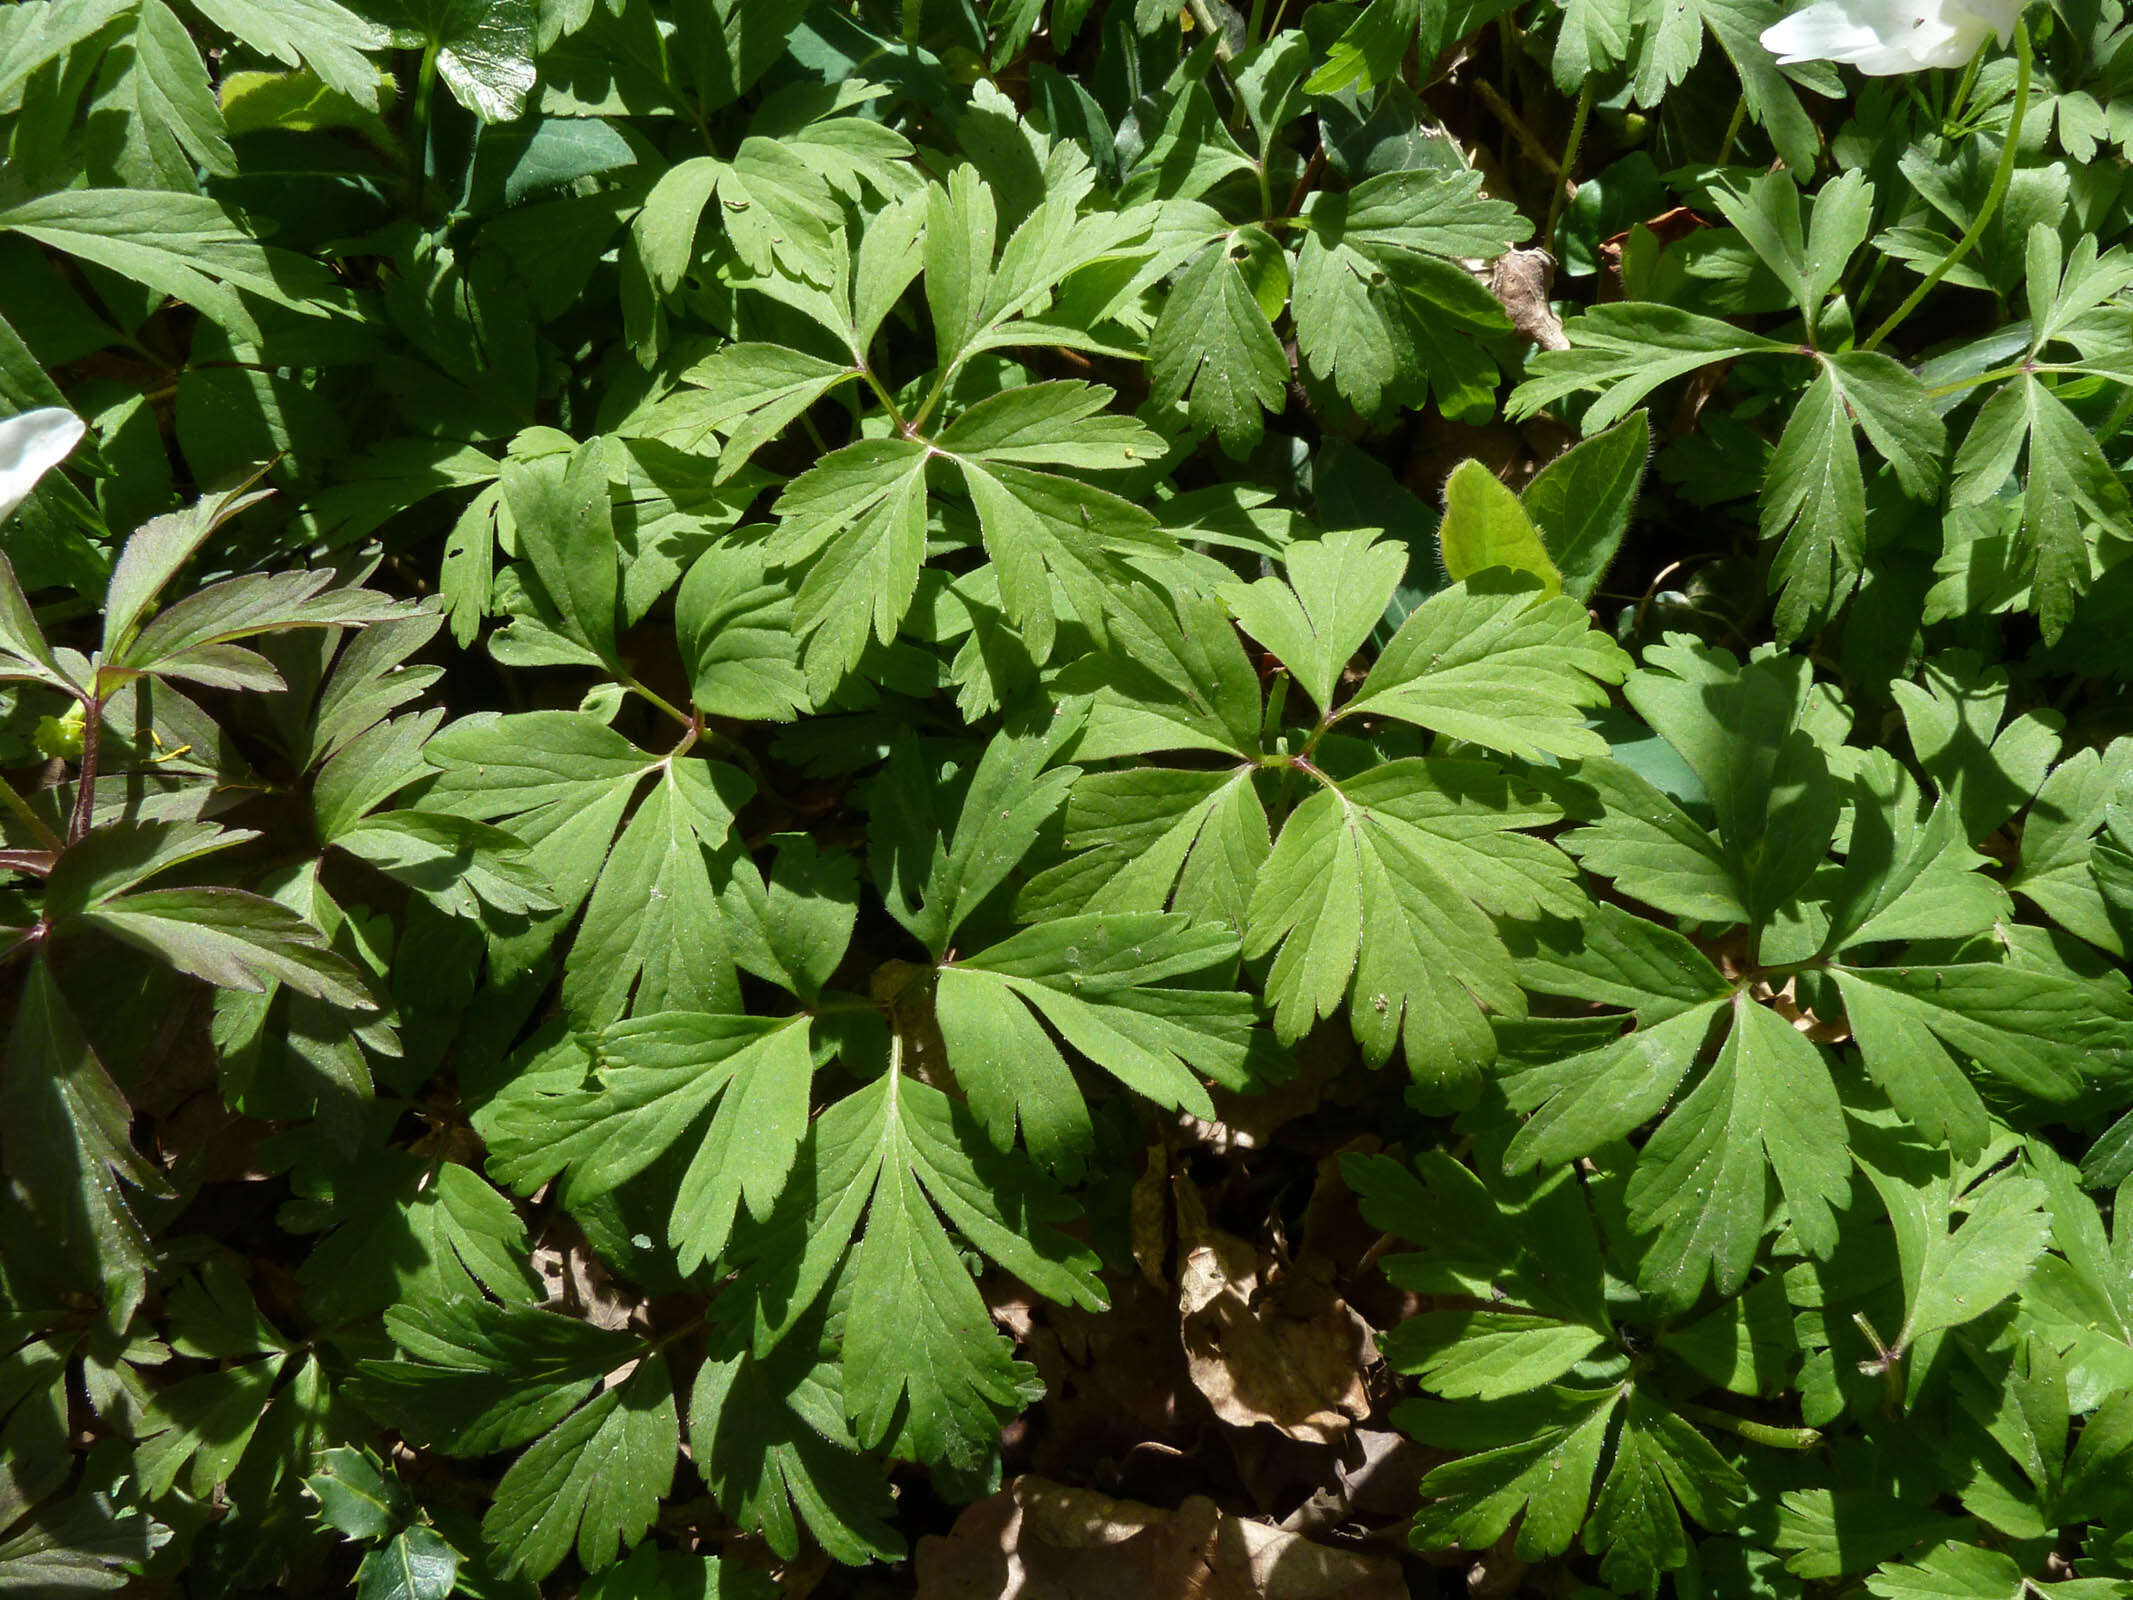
1545 80 1596 249
67 697 101 844
1864 20 2030 354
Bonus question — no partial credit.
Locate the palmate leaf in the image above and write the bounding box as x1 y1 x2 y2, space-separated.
1293 171 1522 420
1502 988 1848 1303
936 911 1259 1168
1509 303 1790 432
1398 1383 1745 1590
189 0 392 108
1247 757 1581 1095
688 1318 904 1565
286 1154 541 1328
1853 1130 2054 1357
868 713 1082 960
1761 353 1945 640
937 385 1173 664
1951 372 2133 642
1149 225 1290 456
1615 636 1838 927
481 1013 816 1274
423 711 753 1023
482 1359 678 1580
356 1297 670 1580
716 1060 1106 1469
1338 572 1629 760
0 191 347 342
1625 0 1838 173
1 960 173 1308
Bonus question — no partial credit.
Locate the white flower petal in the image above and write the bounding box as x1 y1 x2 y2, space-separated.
1763 0 2012 71
0 407 86 525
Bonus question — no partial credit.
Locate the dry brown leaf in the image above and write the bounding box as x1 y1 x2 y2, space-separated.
1489 248 1569 352
1173 1179 1371 1445
914 1476 1407 1600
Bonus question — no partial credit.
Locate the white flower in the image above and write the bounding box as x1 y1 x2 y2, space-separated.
1761 0 2020 73
0 407 86 525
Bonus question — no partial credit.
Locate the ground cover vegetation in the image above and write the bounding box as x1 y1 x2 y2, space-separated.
4 0 2133 1592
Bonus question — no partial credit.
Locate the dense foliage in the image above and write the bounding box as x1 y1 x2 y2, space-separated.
6 0 2133 1592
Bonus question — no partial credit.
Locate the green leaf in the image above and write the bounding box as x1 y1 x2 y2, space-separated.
101 482 277 661
1763 355 1945 639
1625 996 1849 1301
718 834 858 1001
870 715 1082 960
501 439 619 666
1304 0 1426 93
355 1526 461 1600
424 712 753 1019
1149 227 1290 456
357 1295 639 1456
1247 758 1577 1094
1951 374 2133 642
2017 754 2129 962
673 543 808 722
1822 751 2009 957
375 0 535 121
0 191 346 341
1559 760 1746 925
1520 411 1649 602
1387 1307 1607 1401
939 912 1256 1166
92 0 236 193
1221 528 1406 714
769 438 930 691
1893 652 2062 845
716 138 841 285
289 1155 542 1327
1343 573 1630 761
1438 459 1563 596
1 959 172 1303
65 886 375 1008
0 1493 168 1595
1292 222 1510 420
1620 638 1837 926
1506 899 1733 1023
1400 1388 1620 1560
483 1013 814 1273
305 1447 410 1542
947 459 1172 667
190 0 391 109
719 1064 1106 1468
565 761 749 1025
645 344 858 484
1349 1146 1614 1328
1830 962 2133 1105
1856 1141 2052 1353
687 1323 904 1565
1510 303 1788 431
483 1356 678 1579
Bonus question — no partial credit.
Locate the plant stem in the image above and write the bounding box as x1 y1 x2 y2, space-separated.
408 43 439 210
1947 38 1987 126
625 678 693 728
863 368 910 434
1863 19 2031 354
1716 93 1747 164
1183 0 1236 60
1472 78 1565 190
68 698 101 844
1545 80 1595 249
